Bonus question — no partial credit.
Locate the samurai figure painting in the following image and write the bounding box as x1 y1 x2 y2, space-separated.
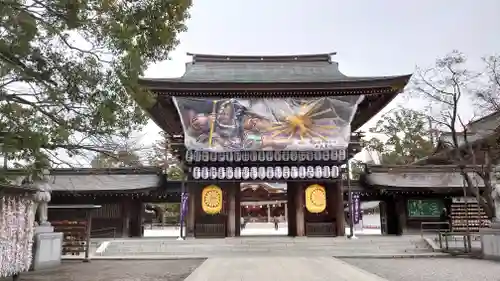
173 96 362 151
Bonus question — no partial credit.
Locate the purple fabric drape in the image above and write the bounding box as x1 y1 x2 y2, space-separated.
352 193 360 224
179 192 189 226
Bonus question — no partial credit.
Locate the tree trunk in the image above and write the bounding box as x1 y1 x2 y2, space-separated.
459 168 494 219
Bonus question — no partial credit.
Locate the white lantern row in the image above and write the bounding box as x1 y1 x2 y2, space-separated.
185 150 347 163
192 166 340 180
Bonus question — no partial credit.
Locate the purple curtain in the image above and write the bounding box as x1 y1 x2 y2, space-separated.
179 192 189 226
352 193 361 224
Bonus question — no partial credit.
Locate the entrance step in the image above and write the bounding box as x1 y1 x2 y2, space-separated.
100 236 434 257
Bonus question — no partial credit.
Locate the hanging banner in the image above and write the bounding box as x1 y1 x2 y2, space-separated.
173 96 363 152
351 192 361 224
305 184 327 213
201 185 223 214
179 192 189 226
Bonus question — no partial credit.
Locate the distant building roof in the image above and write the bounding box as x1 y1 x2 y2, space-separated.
241 182 287 193
414 110 500 165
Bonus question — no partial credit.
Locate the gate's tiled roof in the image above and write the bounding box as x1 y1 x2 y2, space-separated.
139 53 411 89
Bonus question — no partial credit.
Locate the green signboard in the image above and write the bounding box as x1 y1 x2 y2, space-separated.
407 199 444 218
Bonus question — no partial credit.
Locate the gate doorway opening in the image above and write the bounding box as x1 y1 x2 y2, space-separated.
142 202 181 238
344 200 382 235
240 182 289 236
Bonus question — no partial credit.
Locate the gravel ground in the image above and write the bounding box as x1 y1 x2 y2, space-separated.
0 259 205 281
341 258 500 281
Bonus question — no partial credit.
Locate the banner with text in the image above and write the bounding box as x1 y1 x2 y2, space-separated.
173 96 363 152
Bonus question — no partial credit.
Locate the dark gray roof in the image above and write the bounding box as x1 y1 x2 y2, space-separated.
3 167 162 192
141 53 411 85
49 173 159 192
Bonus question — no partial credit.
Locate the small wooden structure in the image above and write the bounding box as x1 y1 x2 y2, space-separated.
359 110 500 235
48 205 101 261
47 167 179 238
360 165 488 234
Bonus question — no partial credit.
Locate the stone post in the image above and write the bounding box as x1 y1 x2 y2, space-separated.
31 169 63 271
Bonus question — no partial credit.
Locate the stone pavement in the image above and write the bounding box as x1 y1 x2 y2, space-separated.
0 260 204 281
184 257 388 281
342 257 500 281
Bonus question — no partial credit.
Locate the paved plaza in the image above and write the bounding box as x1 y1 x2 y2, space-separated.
13 217 494 281
184 257 387 281
0 260 204 281
4 256 500 281
342 258 500 281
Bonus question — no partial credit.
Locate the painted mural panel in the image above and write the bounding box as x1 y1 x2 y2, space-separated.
173 96 363 152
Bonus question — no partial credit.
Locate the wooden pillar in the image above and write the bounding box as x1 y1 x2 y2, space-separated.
379 201 388 235
227 184 236 237
187 185 196 236
286 183 297 236
267 204 271 222
335 183 345 236
284 203 288 222
295 184 305 236
395 197 407 235
128 200 143 237
385 197 399 235
121 198 132 237
235 185 241 237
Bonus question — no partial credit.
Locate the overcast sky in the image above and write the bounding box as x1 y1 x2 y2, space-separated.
139 0 500 152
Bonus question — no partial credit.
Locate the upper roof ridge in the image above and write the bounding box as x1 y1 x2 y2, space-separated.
187 53 337 63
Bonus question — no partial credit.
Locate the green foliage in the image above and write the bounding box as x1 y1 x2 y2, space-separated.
90 150 143 168
0 0 190 171
349 160 365 180
146 131 184 180
412 51 498 218
148 132 169 167
364 108 435 165
166 164 184 180
476 55 500 113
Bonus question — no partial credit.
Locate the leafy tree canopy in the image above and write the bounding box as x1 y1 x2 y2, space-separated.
90 150 143 168
147 132 170 167
166 164 184 180
411 51 500 218
0 0 191 173
364 108 435 165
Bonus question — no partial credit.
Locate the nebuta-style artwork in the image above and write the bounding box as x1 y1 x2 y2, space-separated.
173 96 363 152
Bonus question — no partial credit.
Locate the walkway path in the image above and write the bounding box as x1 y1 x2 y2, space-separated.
184 257 388 281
